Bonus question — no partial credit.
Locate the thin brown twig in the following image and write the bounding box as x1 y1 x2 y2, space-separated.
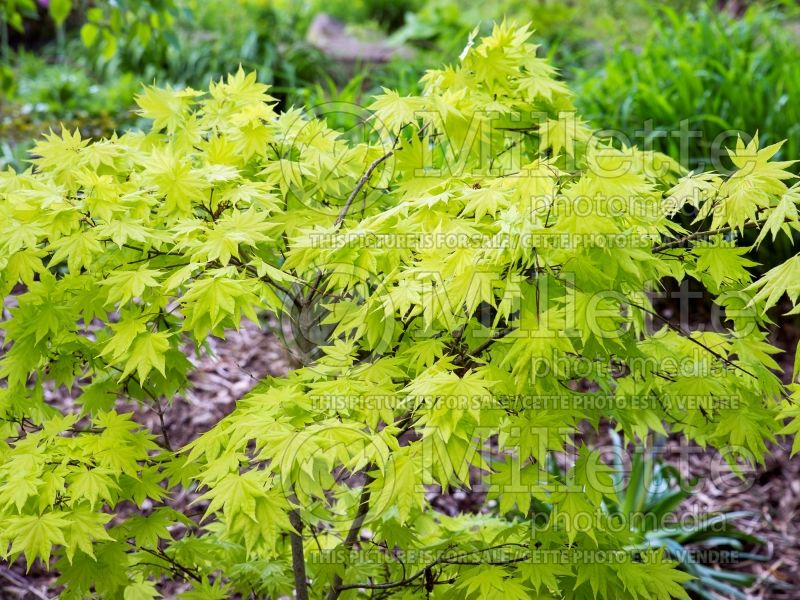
325 474 375 600
652 220 763 253
334 543 529 593
306 130 405 307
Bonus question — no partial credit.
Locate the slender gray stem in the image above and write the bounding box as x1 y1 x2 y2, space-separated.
335 150 394 228
325 477 374 600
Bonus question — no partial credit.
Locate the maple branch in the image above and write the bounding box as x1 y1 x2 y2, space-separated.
152 396 173 451
228 258 296 299
463 326 515 361
452 275 757 384
306 131 405 308
139 547 202 582
289 509 310 600
335 140 400 229
625 299 756 379
489 140 519 171
325 474 375 600
392 306 419 351
652 219 764 253
334 543 530 593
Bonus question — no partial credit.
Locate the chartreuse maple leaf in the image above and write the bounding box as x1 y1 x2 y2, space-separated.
4 511 69 567
135 85 203 134
118 331 171 381
123 577 161 600
746 253 800 312
697 134 797 232
62 506 114 562
368 89 426 134
369 448 425 525
47 231 104 273
539 113 592 158
142 148 209 216
549 490 599 545
67 467 120 509
180 272 261 337
778 387 800 455
691 238 757 290
102 266 162 305
121 508 191 549
29 127 89 186
488 456 551 515
571 445 616 506
755 185 800 245
458 565 530 599
615 551 693 600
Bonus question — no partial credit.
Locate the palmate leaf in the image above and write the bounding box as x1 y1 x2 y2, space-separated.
778 390 800 456
62 506 114 562
614 553 693 600
746 253 800 312
457 565 529 599
118 331 171 381
135 85 203 134
571 445 616 507
487 456 551 515
754 186 800 246
691 241 757 289
102 267 162 305
4 511 69 567
123 578 161 600
66 467 120 509
118 507 188 549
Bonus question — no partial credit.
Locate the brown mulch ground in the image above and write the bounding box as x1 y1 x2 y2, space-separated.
132 317 291 450
683 441 800 599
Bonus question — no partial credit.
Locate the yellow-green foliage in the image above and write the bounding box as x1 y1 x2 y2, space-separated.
1 22 799 599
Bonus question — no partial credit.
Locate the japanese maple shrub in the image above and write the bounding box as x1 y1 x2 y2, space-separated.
1 21 799 600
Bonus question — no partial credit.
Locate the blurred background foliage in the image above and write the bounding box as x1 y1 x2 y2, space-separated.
2 0 800 175
572 3 800 171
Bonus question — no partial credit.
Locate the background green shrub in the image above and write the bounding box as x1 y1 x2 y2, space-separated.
573 4 800 171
